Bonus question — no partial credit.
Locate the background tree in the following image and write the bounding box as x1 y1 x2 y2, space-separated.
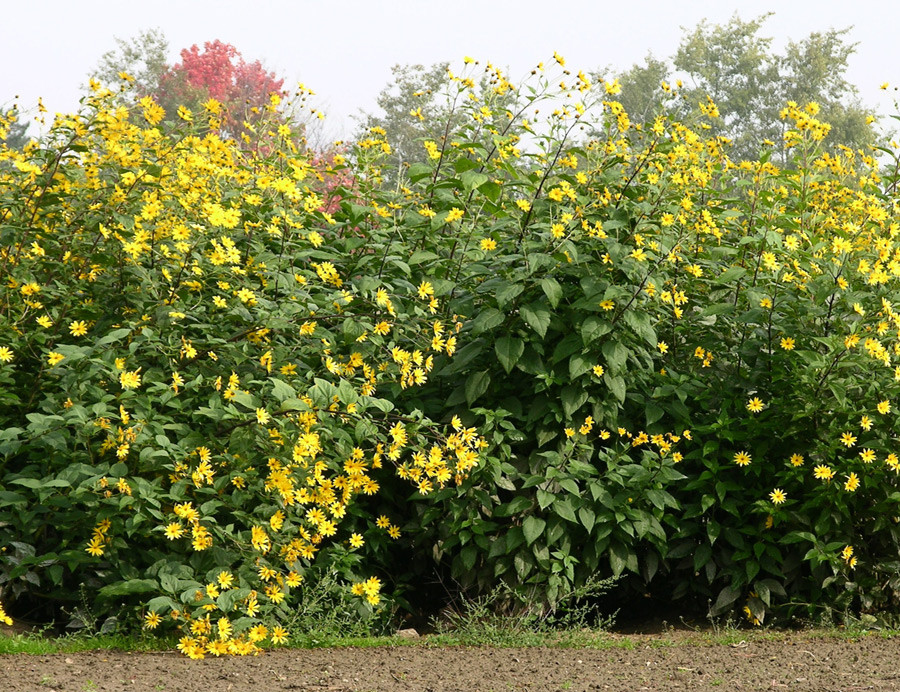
89 33 292 143
0 105 30 151
356 61 520 187
614 53 678 126
355 63 456 183
90 28 170 105
156 39 286 139
614 14 874 161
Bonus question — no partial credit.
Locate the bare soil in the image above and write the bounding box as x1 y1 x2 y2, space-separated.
2 631 899 691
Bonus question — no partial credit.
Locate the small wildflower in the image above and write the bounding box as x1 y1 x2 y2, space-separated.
734 451 751 467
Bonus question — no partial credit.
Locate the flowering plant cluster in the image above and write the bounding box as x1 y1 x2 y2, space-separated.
0 81 483 656
3 54 900 647
348 58 900 626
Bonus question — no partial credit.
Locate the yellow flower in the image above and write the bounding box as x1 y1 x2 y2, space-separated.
445 208 464 223
877 400 891 415
119 369 142 389
814 464 835 481
417 281 434 299
592 365 605 377
47 351 65 366
734 451 751 467
860 415 872 431
0 346 13 363
746 397 764 413
841 545 854 561
844 472 860 492
270 626 288 644
779 337 795 350
144 612 162 629
657 341 669 354
599 300 615 311
37 316 52 328
163 523 184 540
840 432 857 447
349 533 364 548
789 454 804 466
769 488 786 505
516 199 531 212
256 408 271 425
480 238 497 251
248 624 268 642
69 320 88 337
860 449 876 463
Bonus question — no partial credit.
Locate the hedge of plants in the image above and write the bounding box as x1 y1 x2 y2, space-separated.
3 58 900 656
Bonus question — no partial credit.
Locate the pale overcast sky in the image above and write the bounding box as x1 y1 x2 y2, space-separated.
2 0 898 139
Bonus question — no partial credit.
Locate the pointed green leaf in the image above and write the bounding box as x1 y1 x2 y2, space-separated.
521 302 551 338
540 277 563 308
581 316 610 345
465 371 491 406
495 336 525 374
523 516 546 546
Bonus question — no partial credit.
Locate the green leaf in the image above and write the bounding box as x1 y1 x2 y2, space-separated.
521 302 551 338
97 578 158 599
561 384 588 418
609 541 629 577
716 266 748 283
465 371 491 406
471 308 505 334
581 316 610 345
540 277 563 308
145 596 178 613
553 498 577 523
605 374 626 404
568 353 593 380
408 250 439 265
622 310 657 346
97 328 132 346
694 543 713 572
578 506 596 532
522 516 546 546
460 170 489 192
495 282 524 309
269 378 296 403
407 162 432 182
495 336 525 374
480 181 502 203
537 489 555 510
601 341 629 373
709 584 741 616
645 403 664 426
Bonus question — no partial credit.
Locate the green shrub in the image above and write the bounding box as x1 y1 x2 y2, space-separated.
0 84 483 655
358 61 900 625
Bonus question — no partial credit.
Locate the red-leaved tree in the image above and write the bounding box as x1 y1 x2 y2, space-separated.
156 40 286 139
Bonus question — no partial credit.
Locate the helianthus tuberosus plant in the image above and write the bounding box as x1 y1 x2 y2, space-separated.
0 81 484 656
4 56 900 649
349 58 900 625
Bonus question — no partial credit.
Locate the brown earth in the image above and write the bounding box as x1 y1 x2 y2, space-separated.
2 632 899 692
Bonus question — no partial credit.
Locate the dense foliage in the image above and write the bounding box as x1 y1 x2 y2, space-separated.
3 54 900 658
